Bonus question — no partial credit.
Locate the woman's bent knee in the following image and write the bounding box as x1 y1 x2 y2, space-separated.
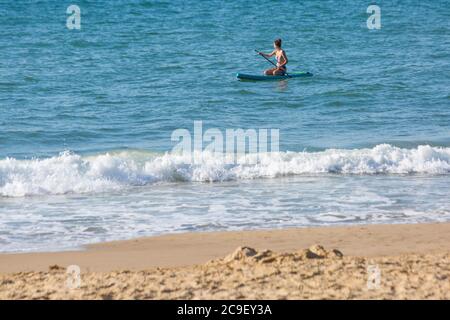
273 69 284 76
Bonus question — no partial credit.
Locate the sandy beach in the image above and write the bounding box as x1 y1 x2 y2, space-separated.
1 222 450 299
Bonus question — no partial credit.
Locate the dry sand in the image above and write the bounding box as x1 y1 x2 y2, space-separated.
1 223 450 299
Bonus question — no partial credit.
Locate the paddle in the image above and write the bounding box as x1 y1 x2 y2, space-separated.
254 49 291 77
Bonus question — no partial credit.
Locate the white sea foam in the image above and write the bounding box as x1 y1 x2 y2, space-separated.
1 144 449 197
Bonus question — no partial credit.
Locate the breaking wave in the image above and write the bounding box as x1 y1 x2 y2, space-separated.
1 144 449 197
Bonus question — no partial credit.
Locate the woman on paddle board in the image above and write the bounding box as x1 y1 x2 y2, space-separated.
258 39 288 76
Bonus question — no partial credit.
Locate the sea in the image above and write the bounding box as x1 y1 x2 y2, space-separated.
0 0 449 252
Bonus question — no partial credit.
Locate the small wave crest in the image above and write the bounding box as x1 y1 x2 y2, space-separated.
1 144 449 197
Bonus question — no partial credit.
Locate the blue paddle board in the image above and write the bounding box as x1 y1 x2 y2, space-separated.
236 71 313 81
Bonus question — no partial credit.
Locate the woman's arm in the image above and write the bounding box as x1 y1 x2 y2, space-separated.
259 50 276 58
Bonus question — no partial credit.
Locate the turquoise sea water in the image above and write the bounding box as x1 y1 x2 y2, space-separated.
0 1 449 252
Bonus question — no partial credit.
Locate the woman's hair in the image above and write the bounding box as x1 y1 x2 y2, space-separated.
274 38 282 47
